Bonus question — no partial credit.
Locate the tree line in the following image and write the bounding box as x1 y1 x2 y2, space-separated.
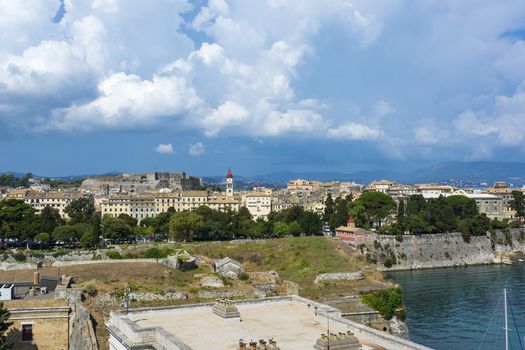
0 197 324 247
323 190 525 242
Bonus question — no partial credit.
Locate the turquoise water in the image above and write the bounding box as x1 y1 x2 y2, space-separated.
388 264 525 350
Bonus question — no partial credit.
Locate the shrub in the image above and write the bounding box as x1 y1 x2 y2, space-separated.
144 247 167 259
12 252 26 262
52 250 68 258
82 284 98 297
361 287 403 320
239 272 250 281
34 232 50 242
106 251 122 259
30 251 44 259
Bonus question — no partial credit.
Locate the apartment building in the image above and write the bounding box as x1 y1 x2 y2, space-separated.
6 190 80 218
243 192 273 220
154 191 209 213
483 182 517 219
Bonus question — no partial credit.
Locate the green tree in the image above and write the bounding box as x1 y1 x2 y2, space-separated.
34 232 50 242
510 191 525 219
397 200 406 231
37 206 63 234
355 191 396 228
52 223 89 241
102 217 133 241
287 221 302 236
323 193 335 221
118 213 138 228
0 301 12 350
248 218 272 238
64 197 95 224
406 195 427 217
91 213 102 246
445 195 478 219
80 228 98 248
300 211 322 235
273 221 288 237
328 195 352 231
169 211 204 241
0 199 37 240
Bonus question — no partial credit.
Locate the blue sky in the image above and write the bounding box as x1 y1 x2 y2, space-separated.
1 0 525 177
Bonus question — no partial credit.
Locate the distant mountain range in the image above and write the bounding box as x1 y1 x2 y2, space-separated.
3 161 525 187
205 161 525 186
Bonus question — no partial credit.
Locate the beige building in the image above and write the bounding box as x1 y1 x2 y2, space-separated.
243 192 273 220
483 182 517 219
365 180 396 193
6 190 81 218
101 190 241 221
154 191 209 213
4 299 70 350
207 194 240 212
414 184 457 196
287 179 320 191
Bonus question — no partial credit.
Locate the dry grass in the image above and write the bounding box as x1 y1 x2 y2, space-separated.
0 237 391 349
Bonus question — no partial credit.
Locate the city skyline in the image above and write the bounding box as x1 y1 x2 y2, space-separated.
1 1 525 176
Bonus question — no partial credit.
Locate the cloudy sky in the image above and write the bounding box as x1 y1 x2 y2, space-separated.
1 0 525 177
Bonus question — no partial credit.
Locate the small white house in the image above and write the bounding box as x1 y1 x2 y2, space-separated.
213 257 242 278
0 284 14 300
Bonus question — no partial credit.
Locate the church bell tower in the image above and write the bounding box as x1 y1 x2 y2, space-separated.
226 168 234 197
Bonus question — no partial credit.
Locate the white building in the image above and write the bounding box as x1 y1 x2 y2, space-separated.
243 192 273 220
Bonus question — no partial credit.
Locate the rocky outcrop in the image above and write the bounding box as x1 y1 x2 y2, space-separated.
390 316 410 340
314 272 364 284
200 275 225 288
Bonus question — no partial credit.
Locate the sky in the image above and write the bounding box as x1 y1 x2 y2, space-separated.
1 0 525 177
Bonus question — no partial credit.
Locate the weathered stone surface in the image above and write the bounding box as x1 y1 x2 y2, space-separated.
92 293 119 308
314 272 364 284
197 290 246 299
128 292 187 301
247 271 280 284
252 283 279 298
0 262 35 270
200 275 225 288
390 316 410 340
69 300 98 350
367 232 496 271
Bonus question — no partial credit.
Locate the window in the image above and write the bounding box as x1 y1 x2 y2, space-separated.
22 324 33 341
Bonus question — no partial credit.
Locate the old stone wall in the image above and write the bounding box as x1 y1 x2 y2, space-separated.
367 228 525 271
367 232 495 271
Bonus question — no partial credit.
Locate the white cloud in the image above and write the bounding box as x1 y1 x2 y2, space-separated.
189 142 205 156
44 72 201 131
453 111 497 137
414 126 449 145
373 100 395 119
327 123 384 140
452 83 525 147
155 143 174 154
202 101 249 136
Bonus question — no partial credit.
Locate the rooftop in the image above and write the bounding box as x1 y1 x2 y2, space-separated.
108 296 432 350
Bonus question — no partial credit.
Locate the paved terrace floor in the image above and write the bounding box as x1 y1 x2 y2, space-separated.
133 302 382 350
